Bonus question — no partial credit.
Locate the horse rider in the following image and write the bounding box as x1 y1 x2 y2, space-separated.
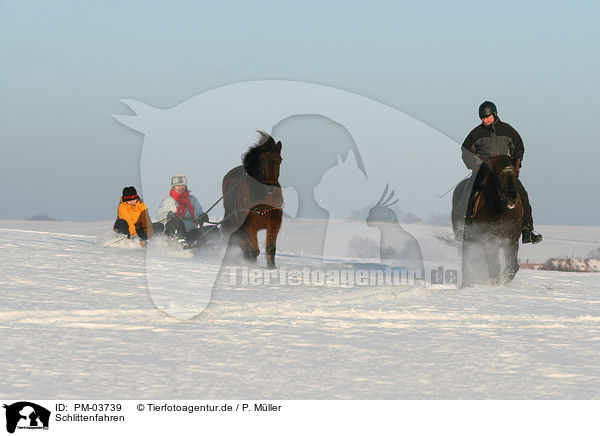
452 101 543 244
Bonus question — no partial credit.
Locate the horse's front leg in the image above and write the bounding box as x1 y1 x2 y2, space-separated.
245 222 260 262
501 239 520 284
461 241 473 287
484 241 501 285
265 211 282 269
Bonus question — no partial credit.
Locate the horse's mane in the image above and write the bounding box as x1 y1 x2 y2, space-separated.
486 154 514 168
242 131 279 178
481 155 514 182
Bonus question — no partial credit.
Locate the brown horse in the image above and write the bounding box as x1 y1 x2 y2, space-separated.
222 132 283 269
463 155 523 285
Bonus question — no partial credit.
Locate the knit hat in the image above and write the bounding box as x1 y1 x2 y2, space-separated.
171 174 187 187
122 186 139 201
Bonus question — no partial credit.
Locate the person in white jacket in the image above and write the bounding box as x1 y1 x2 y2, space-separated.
157 174 209 243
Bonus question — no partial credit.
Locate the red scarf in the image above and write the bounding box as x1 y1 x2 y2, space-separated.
170 188 195 218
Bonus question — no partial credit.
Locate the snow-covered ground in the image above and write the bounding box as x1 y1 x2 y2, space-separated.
0 219 599 399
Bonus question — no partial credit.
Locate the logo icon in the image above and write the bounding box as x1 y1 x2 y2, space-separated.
3 402 50 434
114 80 464 319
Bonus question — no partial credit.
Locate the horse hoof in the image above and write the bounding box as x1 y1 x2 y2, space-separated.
243 253 257 262
501 273 515 285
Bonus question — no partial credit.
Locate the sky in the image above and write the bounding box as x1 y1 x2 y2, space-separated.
1 0 598 224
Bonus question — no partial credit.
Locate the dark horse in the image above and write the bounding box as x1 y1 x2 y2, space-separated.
463 155 523 285
222 132 283 269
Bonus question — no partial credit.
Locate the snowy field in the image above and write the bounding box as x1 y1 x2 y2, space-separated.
1 219 599 399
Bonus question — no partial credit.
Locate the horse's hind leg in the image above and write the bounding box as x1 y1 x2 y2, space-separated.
225 229 243 259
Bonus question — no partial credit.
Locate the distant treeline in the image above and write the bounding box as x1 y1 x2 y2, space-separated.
27 213 61 222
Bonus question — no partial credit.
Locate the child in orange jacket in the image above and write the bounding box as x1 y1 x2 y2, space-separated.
113 186 163 243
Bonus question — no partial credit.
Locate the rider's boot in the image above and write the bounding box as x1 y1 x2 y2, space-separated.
522 228 543 244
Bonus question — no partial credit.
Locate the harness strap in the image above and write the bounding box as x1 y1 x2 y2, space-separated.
246 203 284 215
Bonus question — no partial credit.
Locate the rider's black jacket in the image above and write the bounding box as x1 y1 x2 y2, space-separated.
461 116 525 169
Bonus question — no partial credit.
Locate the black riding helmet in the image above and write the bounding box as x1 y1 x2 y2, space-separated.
479 101 497 119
